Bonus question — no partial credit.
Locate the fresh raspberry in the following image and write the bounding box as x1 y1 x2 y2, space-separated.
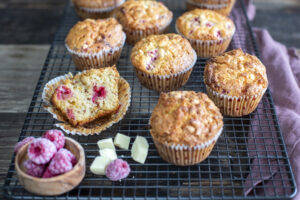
24 160 45 178
48 148 73 175
56 85 73 100
92 86 107 103
42 167 56 178
43 129 65 150
28 138 57 165
105 159 130 181
14 137 35 153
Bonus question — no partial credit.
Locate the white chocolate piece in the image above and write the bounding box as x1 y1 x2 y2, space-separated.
114 133 131 150
97 138 115 151
131 136 149 164
99 148 117 161
90 156 112 175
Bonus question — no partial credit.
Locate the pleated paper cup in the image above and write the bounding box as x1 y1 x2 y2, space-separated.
134 50 197 92
176 25 235 58
205 85 267 117
151 127 223 166
42 72 131 136
65 32 126 70
124 18 172 45
186 0 236 16
73 0 125 19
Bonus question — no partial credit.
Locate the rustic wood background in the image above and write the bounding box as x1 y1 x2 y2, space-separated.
0 0 299 198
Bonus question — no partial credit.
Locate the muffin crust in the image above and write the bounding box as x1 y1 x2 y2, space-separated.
116 0 173 30
150 91 223 146
204 48 268 96
176 9 235 40
65 18 124 54
72 0 124 9
131 34 196 75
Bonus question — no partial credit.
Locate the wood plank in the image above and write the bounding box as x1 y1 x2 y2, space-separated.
0 45 49 113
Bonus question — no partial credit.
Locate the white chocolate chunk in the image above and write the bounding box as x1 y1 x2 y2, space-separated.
90 156 112 175
97 138 115 151
131 136 149 164
99 148 117 161
114 133 131 150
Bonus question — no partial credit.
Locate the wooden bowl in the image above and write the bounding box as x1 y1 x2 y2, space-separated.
15 137 86 196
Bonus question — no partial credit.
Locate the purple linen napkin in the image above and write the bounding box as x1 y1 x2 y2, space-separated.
241 0 300 198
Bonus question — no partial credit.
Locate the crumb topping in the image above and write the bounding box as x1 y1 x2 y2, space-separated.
65 18 124 54
131 34 196 75
204 48 268 96
150 91 223 146
116 0 173 30
176 9 235 40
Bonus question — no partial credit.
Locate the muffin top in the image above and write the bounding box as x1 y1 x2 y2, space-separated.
116 0 173 30
65 18 125 54
72 0 124 9
150 91 223 146
131 34 196 75
176 9 235 40
189 0 233 5
204 48 268 96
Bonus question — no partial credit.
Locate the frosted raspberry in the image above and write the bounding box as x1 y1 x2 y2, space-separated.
205 22 215 27
48 148 73 175
24 160 45 178
105 159 130 181
42 167 56 178
56 85 72 100
14 137 35 153
92 86 107 103
28 138 57 165
43 129 65 150
58 148 77 166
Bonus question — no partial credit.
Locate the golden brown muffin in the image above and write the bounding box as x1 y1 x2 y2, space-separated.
131 34 197 91
72 0 125 19
204 48 268 116
115 0 173 44
131 34 196 75
176 9 235 41
66 18 124 54
51 67 120 127
176 9 235 58
150 91 223 165
186 0 236 16
65 18 126 70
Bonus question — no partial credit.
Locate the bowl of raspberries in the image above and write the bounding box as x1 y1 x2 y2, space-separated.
14 129 85 196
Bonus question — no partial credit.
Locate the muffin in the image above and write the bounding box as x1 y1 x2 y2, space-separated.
204 48 268 116
176 9 235 58
186 0 236 16
150 91 223 166
65 18 126 70
130 34 197 91
72 0 125 19
51 67 120 126
115 0 173 44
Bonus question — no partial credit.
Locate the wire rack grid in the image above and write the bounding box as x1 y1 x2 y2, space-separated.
3 0 297 199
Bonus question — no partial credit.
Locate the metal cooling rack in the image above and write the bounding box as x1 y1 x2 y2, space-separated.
3 0 297 199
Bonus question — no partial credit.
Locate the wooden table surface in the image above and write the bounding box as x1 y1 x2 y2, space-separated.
0 0 299 198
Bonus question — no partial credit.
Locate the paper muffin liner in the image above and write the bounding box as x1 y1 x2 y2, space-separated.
186 0 236 16
65 32 126 71
73 0 125 19
176 25 235 58
124 18 172 45
134 50 197 92
205 85 267 117
151 127 223 166
42 72 131 136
